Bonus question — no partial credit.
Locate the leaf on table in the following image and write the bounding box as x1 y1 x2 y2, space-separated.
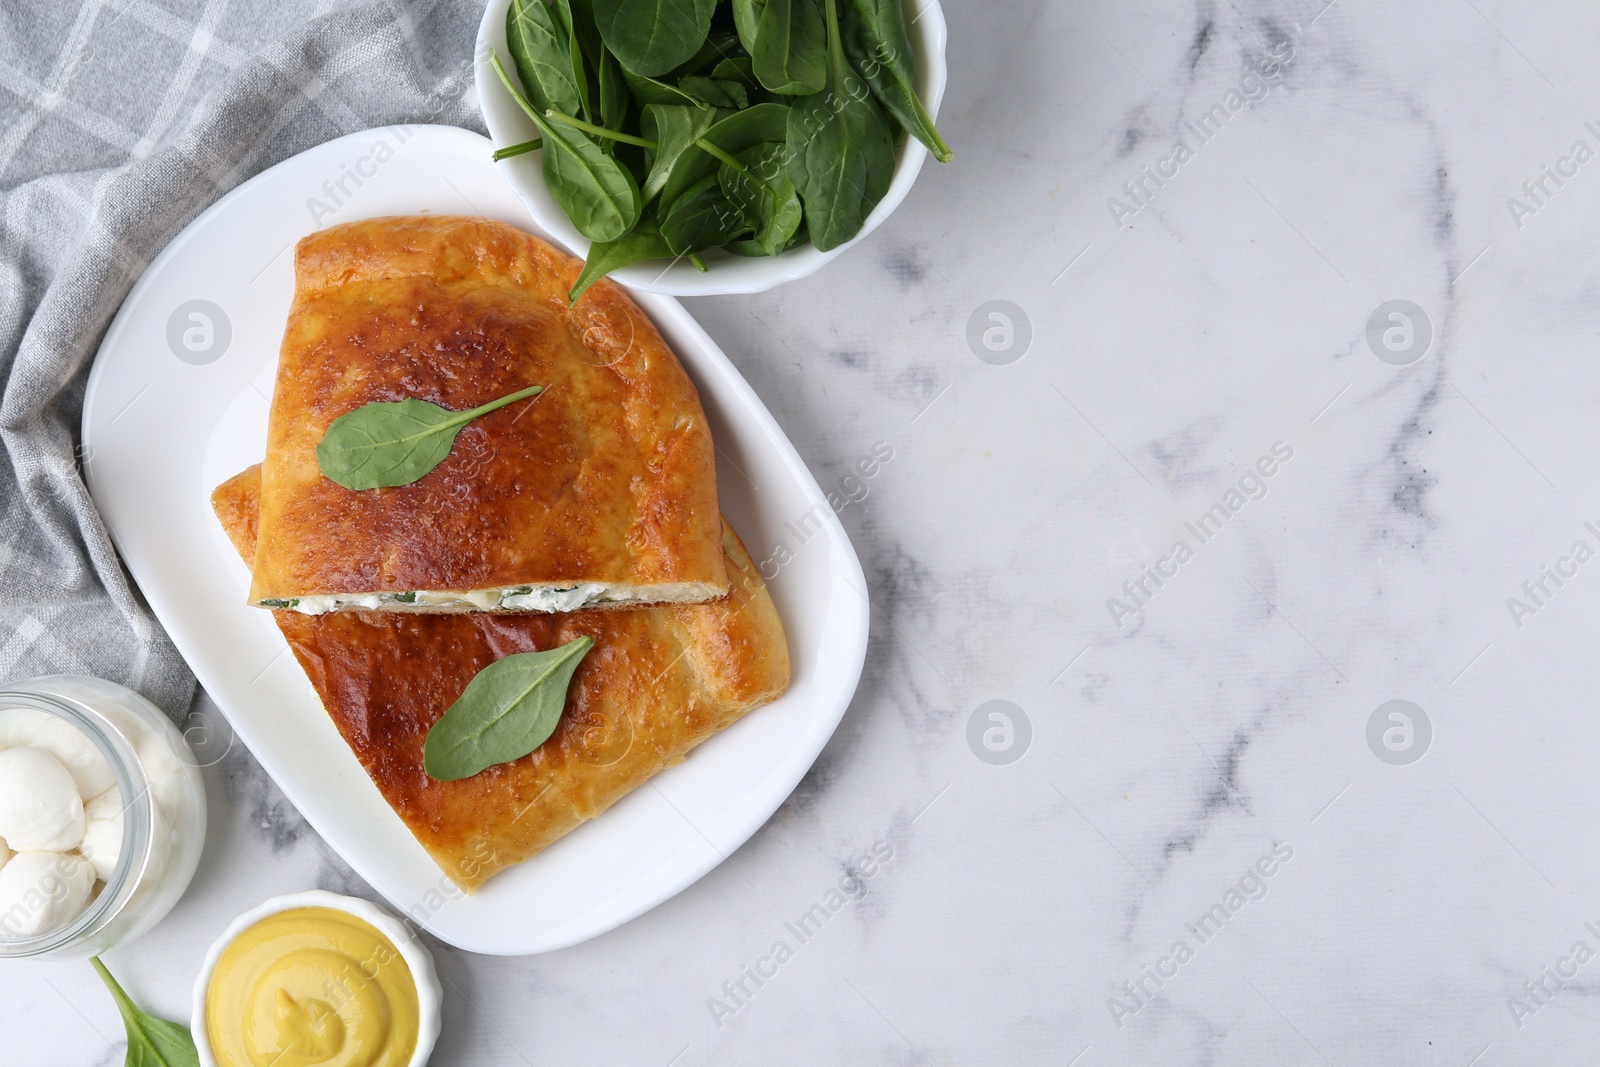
92 957 199 1067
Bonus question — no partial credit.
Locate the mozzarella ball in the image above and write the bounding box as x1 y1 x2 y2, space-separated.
0 851 95 938
79 787 125 882
134 733 188 822
0 747 85 851
0 709 115 799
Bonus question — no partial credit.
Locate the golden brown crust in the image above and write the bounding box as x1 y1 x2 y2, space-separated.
210 468 261 561
248 215 727 609
216 466 788 892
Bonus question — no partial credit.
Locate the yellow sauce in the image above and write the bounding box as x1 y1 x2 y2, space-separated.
205 906 419 1067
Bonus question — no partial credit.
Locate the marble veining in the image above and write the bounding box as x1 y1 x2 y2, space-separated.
19 0 1600 1064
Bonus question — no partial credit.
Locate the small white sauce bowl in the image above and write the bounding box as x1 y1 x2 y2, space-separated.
474 0 949 295
190 890 442 1067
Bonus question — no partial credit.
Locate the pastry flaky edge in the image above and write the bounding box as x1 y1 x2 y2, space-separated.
248 214 728 616
215 465 789 893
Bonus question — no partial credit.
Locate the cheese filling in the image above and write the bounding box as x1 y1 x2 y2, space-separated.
261 583 623 615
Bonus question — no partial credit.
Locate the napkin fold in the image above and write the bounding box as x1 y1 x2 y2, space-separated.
0 0 486 719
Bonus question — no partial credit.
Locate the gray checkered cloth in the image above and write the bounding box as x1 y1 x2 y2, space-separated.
0 0 486 719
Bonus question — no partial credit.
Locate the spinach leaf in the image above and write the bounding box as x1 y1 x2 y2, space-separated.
493 137 545 161
840 0 951 162
570 217 675 302
666 30 745 79
711 56 762 95
598 45 631 138
726 221 808 255
540 118 645 239
561 0 606 64
661 173 752 254
641 103 720 203
752 0 827 95
677 75 748 109
731 0 763 52
423 636 595 780
553 0 598 118
720 142 803 255
317 385 544 490
507 0 583 117
92 958 199 1067
703 100 790 148
593 0 716 77
659 101 791 209
785 0 895 250
492 51 644 241
622 67 706 106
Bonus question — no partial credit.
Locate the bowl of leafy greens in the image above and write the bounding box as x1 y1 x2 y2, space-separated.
474 0 950 300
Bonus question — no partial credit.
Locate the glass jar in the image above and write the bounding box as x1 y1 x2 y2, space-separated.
0 674 207 960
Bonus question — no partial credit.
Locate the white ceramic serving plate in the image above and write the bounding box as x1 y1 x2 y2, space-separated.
475 0 948 295
191 890 441 1067
82 125 868 954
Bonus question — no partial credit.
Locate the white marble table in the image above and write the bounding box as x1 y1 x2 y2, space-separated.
19 0 1600 1063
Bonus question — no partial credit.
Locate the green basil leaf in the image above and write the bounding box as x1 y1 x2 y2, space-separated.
661 172 752 254
752 0 827 95
720 142 802 255
593 0 716 77
423 636 595 781
92 958 200 1067
539 116 644 240
507 0 583 117
570 217 675 303
641 103 721 203
785 0 894 251
676 75 748 109
658 101 791 210
317 385 544 490
840 0 951 162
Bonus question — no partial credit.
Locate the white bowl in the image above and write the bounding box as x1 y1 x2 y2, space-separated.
191 890 442 1067
474 0 949 295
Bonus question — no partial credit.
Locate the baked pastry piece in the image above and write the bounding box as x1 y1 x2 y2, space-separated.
248 214 728 615
214 466 789 892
